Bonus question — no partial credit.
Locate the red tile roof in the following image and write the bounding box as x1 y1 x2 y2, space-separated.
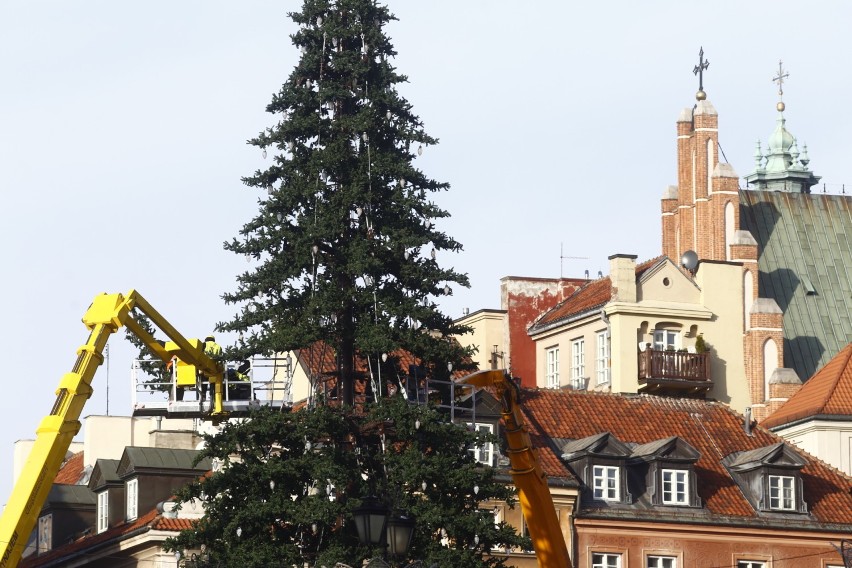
762 343 852 428
520 389 852 524
21 508 165 567
53 452 85 485
531 257 663 331
20 505 191 567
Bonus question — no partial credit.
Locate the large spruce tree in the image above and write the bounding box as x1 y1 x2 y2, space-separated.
219 0 469 404
166 400 528 567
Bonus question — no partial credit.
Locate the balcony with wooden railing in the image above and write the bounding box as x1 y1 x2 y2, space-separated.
638 347 711 395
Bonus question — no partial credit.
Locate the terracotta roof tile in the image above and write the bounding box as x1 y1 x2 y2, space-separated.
531 257 663 331
152 516 197 531
21 507 180 567
53 452 85 485
520 389 852 524
762 343 852 428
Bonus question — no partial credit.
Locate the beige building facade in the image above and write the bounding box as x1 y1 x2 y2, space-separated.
529 254 753 412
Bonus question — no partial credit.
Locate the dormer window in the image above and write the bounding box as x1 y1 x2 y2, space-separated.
126 478 139 520
661 469 689 505
723 442 808 514
561 432 632 505
96 491 109 533
593 465 620 501
630 436 701 508
768 475 795 511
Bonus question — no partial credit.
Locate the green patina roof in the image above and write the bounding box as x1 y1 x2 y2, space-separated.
740 190 852 382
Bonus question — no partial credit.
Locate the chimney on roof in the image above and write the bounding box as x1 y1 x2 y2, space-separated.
609 254 638 303
744 406 753 436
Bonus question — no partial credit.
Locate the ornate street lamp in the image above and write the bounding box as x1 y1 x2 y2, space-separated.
385 512 415 559
353 496 388 547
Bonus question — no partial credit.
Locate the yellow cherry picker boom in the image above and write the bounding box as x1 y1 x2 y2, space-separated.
0 290 228 568
0 291 568 567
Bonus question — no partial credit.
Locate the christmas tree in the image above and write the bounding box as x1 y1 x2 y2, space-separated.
218 0 470 405
165 400 528 567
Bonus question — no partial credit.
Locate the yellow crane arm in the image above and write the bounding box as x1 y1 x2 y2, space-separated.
0 290 222 568
458 370 572 568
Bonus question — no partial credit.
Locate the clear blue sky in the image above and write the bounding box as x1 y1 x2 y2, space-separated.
0 1 848 506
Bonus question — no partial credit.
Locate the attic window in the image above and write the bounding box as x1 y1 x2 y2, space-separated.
37 514 52 554
662 469 689 505
593 465 620 501
97 491 109 533
768 475 795 510
126 478 139 521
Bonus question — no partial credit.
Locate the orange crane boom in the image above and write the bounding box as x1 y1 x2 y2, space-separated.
458 369 572 568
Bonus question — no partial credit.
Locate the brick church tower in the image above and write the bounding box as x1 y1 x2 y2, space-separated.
660 71 801 421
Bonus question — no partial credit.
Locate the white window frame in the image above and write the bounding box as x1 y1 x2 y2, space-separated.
545 346 560 388
647 556 676 568
37 513 52 554
126 478 139 520
596 330 610 385
467 422 494 466
737 562 766 568
592 465 620 501
571 338 585 384
653 329 679 351
768 475 795 510
97 491 109 533
661 469 689 505
592 552 622 568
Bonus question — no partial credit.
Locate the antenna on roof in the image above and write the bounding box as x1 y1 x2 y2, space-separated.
560 242 589 279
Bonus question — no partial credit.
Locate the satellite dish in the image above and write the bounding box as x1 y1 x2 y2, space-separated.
681 250 699 272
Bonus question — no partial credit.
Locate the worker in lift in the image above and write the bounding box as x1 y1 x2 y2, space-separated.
227 359 252 400
204 335 222 358
199 334 223 401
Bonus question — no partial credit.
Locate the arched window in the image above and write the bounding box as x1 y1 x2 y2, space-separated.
725 201 735 261
743 270 753 331
763 338 778 401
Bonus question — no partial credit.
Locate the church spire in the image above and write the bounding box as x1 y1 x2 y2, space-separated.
745 61 820 193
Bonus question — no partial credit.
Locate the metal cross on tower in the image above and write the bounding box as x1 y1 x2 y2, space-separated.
772 60 790 112
693 47 709 98
772 60 790 97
